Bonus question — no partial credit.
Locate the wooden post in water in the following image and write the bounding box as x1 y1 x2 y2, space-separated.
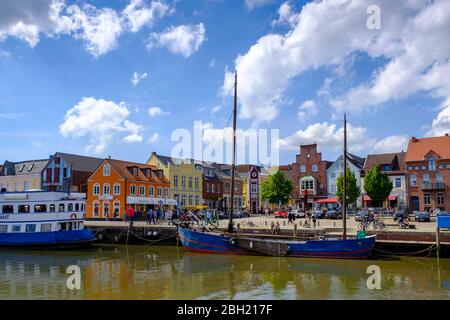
294 224 297 237
436 227 441 258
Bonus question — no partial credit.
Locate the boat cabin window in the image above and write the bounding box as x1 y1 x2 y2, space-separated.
18 205 30 213
75 203 80 211
12 225 21 232
0 225 7 233
25 224 36 232
34 205 47 213
49 204 56 212
59 204 65 212
68 203 74 212
1 205 13 214
40 224 52 232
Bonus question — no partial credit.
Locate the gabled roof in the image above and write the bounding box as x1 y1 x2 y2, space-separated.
405 135 450 162
149 152 204 167
347 153 365 169
107 159 169 184
55 152 103 172
363 152 406 173
1 159 49 176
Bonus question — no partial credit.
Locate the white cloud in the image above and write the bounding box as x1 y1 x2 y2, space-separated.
278 121 409 154
222 0 450 126
272 2 299 26
123 0 171 33
0 0 171 57
148 106 169 117
131 71 148 86
148 132 160 144
245 0 273 10
370 135 409 153
59 97 143 154
428 102 450 137
147 23 206 58
66 4 123 58
297 100 318 121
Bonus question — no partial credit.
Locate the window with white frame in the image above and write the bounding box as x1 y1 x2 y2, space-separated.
139 186 145 195
113 184 120 195
93 184 100 195
300 165 306 173
395 177 401 189
428 156 436 171
164 188 169 197
251 182 257 193
103 184 110 195
410 174 417 186
195 178 199 190
212 184 215 193
173 175 178 187
437 193 445 205
130 185 137 195
312 165 318 172
188 195 193 205
157 187 162 197
182 176 186 189
103 164 111 176
188 177 193 190
93 202 100 217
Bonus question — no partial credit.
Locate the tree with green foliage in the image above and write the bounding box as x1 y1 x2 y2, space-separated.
260 170 293 206
336 168 361 206
364 164 393 207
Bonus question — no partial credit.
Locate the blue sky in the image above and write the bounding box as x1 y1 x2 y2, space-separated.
0 0 449 166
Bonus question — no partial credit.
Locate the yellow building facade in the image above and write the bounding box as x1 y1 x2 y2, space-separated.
0 160 49 192
147 152 204 209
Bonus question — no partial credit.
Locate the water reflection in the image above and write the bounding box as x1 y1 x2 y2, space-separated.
0 245 449 300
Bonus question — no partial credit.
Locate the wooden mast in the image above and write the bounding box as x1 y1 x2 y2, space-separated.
343 113 347 240
228 71 238 233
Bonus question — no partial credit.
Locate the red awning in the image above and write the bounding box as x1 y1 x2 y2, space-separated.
315 198 339 204
362 195 372 201
389 195 397 201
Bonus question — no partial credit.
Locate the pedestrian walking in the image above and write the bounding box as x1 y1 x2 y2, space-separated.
146 207 153 225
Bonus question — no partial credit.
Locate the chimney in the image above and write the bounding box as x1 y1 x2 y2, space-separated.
411 136 418 142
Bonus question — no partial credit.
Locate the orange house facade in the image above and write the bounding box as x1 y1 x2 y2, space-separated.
86 158 171 220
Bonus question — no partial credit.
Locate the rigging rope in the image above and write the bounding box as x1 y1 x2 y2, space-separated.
373 244 437 257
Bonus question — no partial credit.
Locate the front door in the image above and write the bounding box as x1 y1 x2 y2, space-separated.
411 196 419 212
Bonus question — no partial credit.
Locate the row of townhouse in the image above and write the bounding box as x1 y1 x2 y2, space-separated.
0 151 266 218
276 134 450 213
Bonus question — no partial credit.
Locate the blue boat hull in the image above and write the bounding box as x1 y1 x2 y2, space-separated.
0 230 96 248
178 228 376 259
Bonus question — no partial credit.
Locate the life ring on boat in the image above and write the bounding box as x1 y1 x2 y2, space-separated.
70 213 77 220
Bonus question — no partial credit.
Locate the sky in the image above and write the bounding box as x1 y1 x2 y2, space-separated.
0 0 449 167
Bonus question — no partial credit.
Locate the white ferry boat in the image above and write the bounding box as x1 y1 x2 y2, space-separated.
0 191 95 248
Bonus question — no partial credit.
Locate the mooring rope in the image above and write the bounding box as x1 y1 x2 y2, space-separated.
373 244 437 256
128 230 179 244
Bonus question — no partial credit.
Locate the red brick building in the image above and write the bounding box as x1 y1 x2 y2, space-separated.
201 164 223 209
405 135 450 212
290 144 330 209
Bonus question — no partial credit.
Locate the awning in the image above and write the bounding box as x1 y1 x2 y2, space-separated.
389 195 397 201
315 198 339 204
126 196 159 205
165 199 178 205
362 195 372 201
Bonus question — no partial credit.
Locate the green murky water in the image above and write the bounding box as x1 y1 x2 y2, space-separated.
0 245 449 300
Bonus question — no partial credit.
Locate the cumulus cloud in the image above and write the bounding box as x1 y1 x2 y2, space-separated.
59 97 143 154
0 0 172 57
272 2 299 26
297 100 318 121
131 71 148 86
147 23 206 58
148 106 169 117
222 0 450 128
428 102 450 137
278 121 409 155
122 0 171 33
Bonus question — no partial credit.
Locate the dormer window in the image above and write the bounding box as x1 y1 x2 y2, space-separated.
27 164 34 172
18 164 25 172
428 156 435 171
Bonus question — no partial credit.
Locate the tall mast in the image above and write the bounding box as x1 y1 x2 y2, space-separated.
228 71 238 233
343 113 347 240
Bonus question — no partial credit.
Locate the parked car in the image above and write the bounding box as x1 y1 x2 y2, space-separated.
355 210 368 222
414 211 431 222
437 210 450 216
274 210 289 218
326 210 343 219
394 211 409 222
292 210 306 218
313 210 326 219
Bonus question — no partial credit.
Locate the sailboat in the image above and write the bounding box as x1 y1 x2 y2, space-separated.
178 72 376 259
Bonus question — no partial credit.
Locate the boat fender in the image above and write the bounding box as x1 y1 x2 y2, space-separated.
97 233 103 240
249 241 253 249
153 231 159 237
230 239 236 245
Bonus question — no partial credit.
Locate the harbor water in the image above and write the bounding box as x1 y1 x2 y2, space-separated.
0 245 449 300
